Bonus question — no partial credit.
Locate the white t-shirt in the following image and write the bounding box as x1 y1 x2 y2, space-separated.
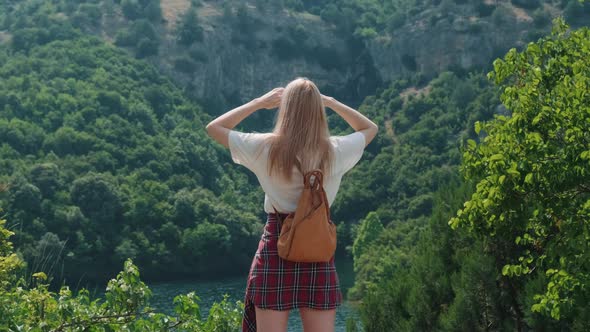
228 130 366 213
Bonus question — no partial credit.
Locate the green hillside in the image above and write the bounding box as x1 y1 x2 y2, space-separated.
0 36 268 284
353 20 590 330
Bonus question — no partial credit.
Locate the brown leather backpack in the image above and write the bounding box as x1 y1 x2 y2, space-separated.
272 168 337 263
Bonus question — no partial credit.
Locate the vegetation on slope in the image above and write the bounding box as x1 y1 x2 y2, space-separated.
0 36 265 284
355 19 590 331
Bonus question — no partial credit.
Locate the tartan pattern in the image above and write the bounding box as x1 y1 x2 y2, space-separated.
242 212 343 332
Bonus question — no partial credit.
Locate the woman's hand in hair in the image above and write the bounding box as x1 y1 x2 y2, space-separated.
255 87 284 109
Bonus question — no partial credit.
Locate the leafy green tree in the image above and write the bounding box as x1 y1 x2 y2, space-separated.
0 214 24 290
136 37 158 57
8 181 42 216
43 126 96 156
71 3 102 30
122 0 142 20
144 0 163 22
351 212 383 270
70 172 123 225
320 4 341 25
176 7 204 46
29 163 62 197
181 222 231 259
0 119 45 154
450 19 590 322
10 28 41 51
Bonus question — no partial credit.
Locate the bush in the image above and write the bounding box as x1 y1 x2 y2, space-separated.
355 27 378 39
71 4 102 29
320 4 341 24
114 28 134 47
122 0 141 20
10 28 40 51
144 0 162 22
122 0 162 22
177 8 204 46
136 37 158 58
115 19 158 51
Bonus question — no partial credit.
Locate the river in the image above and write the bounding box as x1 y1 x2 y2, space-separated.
94 258 359 331
148 258 359 331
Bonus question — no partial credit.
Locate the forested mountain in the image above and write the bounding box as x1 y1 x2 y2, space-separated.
0 36 277 284
0 0 589 331
2 0 588 111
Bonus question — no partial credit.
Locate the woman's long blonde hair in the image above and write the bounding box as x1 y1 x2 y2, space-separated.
267 77 334 181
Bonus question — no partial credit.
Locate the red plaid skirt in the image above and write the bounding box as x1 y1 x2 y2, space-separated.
242 212 343 331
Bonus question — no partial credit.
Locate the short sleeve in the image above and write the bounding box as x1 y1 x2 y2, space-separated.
228 130 268 170
332 131 366 174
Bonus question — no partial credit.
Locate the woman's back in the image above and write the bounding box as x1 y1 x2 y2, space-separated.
205 77 378 332
228 130 367 213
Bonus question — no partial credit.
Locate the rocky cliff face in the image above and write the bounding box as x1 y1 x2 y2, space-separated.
150 1 379 112
151 1 556 110
0 0 561 111
366 3 543 83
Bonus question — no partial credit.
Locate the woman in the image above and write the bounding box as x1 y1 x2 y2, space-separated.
206 77 378 332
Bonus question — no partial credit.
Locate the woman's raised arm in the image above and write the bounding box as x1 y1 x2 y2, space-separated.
206 88 284 147
322 95 378 147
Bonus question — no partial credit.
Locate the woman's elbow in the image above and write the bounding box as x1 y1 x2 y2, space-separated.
370 121 379 134
205 122 215 137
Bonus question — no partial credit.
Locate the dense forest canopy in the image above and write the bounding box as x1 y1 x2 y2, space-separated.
0 37 268 283
0 0 589 330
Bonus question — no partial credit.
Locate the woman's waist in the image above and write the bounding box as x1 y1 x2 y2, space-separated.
266 211 294 220
263 212 291 235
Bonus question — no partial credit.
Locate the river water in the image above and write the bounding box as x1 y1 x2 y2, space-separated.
142 258 359 331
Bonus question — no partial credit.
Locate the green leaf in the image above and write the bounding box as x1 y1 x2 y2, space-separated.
32 272 47 280
490 154 504 161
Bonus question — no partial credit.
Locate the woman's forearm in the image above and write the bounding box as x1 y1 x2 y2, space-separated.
205 88 283 148
324 97 377 132
207 98 261 130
